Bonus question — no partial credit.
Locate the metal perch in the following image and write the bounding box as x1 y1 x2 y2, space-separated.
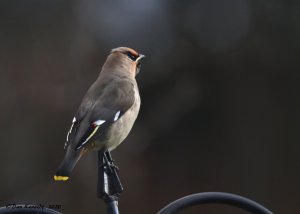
157 192 273 214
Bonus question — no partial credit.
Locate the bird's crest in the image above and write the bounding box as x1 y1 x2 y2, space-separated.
111 47 139 57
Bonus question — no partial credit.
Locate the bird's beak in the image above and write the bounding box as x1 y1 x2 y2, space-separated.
137 54 146 62
135 54 145 75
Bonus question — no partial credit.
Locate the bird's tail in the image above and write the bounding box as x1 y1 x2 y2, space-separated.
54 149 82 181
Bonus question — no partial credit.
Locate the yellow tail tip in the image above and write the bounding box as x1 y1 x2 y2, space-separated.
54 175 69 181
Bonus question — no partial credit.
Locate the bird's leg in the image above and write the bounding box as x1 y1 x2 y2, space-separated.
105 151 119 171
104 151 123 196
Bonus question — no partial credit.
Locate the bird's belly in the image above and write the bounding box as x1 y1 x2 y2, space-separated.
106 107 139 151
93 87 140 152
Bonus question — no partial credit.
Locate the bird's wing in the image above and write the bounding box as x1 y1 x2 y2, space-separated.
75 80 136 150
65 80 136 151
63 83 99 149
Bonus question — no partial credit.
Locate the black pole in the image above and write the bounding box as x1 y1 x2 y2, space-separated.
97 152 106 198
106 200 119 214
157 192 273 214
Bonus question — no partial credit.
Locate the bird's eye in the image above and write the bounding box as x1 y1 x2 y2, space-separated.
125 51 138 61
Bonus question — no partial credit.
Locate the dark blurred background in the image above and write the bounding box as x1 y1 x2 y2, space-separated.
0 0 299 213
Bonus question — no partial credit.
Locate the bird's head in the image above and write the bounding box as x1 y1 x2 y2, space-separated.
105 47 145 77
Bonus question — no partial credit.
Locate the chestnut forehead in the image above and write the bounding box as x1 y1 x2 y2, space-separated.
111 47 139 57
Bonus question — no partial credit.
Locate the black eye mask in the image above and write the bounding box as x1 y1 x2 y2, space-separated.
125 51 138 61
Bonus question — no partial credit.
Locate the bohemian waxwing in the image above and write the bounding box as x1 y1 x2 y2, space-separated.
54 47 145 181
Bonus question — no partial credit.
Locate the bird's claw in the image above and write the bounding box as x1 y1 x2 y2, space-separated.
103 151 119 173
108 161 119 171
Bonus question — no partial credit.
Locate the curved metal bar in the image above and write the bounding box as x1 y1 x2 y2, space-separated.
0 205 61 214
157 192 273 214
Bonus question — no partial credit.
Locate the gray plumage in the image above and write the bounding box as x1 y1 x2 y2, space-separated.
54 47 144 181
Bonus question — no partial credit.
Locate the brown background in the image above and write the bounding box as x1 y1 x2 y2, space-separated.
0 0 299 213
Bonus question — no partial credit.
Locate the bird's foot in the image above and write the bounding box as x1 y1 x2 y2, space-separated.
104 151 119 173
107 161 119 171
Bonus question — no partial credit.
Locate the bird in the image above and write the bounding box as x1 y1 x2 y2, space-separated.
54 47 145 181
